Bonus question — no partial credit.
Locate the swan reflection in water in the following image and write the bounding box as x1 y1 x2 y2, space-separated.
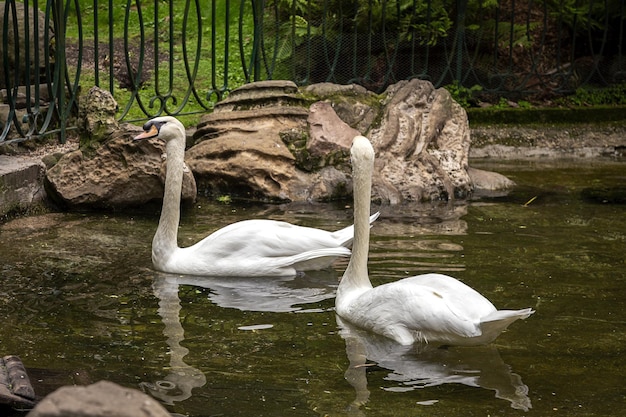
337 316 532 412
140 270 339 404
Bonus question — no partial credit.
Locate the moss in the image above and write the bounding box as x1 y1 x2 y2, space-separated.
467 106 626 127
280 130 319 172
0 201 51 224
280 129 351 173
327 181 350 201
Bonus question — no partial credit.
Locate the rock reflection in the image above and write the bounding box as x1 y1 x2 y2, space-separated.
375 201 469 237
337 316 532 412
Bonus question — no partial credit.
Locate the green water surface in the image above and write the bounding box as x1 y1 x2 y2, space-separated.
0 159 624 416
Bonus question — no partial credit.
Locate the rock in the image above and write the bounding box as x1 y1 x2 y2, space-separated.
78 87 119 143
304 82 379 133
45 126 196 209
0 355 36 409
307 101 359 159
188 122 299 201
0 155 46 217
190 81 310 201
188 79 501 203
467 167 516 191
368 79 473 202
46 79 513 208
26 380 171 417
0 1 53 89
44 89 195 210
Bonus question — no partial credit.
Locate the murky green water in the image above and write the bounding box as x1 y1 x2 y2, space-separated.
1 159 624 416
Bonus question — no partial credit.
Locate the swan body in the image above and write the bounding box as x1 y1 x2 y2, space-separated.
134 116 378 277
336 135 534 346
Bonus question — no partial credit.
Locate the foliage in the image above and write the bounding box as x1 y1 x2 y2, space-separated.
269 0 454 47
556 83 626 106
444 81 482 108
541 0 621 33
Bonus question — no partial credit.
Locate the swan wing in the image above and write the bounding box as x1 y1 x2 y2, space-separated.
168 220 353 276
330 212 381 247
192 219 353 257
342 280 486 346
282 246 352 271
403 273 499 318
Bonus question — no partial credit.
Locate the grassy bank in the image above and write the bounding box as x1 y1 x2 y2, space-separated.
65 0 253 125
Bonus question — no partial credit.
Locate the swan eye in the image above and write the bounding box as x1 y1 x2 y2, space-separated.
143 120 167 132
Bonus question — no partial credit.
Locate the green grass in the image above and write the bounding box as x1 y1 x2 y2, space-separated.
64 0 254 125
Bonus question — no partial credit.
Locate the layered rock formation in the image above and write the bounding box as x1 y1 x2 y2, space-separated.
44 80 514 209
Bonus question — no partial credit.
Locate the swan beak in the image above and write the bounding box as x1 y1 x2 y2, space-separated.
134 124 159 140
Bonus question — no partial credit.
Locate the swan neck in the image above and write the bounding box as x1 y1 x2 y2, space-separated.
341 150 374 288
154 138 185 258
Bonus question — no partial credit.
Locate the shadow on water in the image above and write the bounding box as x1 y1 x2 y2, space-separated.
0 158 625 416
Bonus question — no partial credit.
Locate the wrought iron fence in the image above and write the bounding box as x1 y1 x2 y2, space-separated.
1 0 625 145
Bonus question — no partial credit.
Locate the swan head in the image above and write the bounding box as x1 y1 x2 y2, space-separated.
351 135 375 165
134 116 186 143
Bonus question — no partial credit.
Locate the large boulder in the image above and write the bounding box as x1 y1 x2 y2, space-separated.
189 79 510 203
45 88 195 209
26 380 170 417
368 79 472 203
45 128 196 209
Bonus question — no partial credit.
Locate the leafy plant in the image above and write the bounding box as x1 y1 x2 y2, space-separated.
444 80 482 108
556 83 626 106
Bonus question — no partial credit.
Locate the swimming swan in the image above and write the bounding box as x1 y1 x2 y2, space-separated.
133 116 379 277
336 135 534 346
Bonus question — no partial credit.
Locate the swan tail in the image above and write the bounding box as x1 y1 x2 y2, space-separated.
290 247 352 271
482 308 535 323
333 212 380 247
479 308 535 342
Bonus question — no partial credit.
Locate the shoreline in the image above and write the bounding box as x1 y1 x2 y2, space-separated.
2 123 624 219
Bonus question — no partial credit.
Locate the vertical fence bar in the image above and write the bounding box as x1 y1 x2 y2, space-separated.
454 0 467 83
619 0 625 80
54 0 66 143
93 0 99 86
252 0 263 81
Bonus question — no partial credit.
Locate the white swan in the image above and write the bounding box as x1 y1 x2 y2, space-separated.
133 116 379 277
336 135 534 346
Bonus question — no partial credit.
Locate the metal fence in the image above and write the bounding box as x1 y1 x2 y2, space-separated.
1 0 625 144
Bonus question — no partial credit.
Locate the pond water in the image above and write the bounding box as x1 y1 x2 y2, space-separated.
1 159 624 416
